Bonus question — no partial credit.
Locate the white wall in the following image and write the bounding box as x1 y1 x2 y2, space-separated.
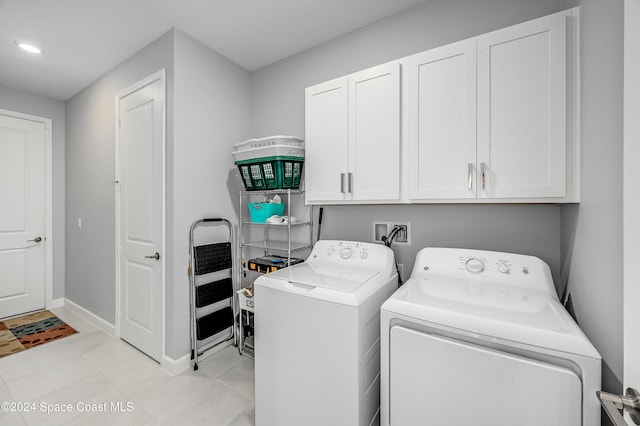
0 85 66 301
65 30 175 324
169 29 251 359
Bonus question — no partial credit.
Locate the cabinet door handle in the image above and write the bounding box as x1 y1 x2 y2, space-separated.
467 163 473 190
481 162 487 190
348 173 353 193
341 173 346 193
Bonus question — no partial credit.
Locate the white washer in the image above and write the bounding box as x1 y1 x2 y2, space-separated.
380 247 601 426
255 240 398 426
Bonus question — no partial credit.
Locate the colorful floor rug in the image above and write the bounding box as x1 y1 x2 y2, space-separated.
0 310 78 358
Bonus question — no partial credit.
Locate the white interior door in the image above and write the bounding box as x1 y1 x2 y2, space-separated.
624 0 640 422
117 71 165 362
0 114 46 318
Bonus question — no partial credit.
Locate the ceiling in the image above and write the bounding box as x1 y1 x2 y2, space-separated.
0 0 430 101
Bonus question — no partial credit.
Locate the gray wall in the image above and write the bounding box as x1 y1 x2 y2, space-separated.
53 0 624 389
0 85 66 300
251 0 624 399
316 204 561 281
562 0 624 395
250 0 571 282
168 30 251 359
251 0 573 137
65 30 175 324
65 28 251 360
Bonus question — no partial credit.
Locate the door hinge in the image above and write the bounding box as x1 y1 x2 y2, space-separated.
117 117 121 128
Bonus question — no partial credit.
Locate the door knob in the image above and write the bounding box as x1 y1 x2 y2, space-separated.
27 236 42 243
597 387 640 425
145 252 160 260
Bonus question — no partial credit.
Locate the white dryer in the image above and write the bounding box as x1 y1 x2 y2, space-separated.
381 247 601 426
255 240 397 426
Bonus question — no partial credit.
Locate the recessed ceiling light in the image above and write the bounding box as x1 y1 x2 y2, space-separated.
16 41 43 54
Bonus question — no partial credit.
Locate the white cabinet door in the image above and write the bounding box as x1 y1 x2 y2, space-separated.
477 12 567 199
405 40 477 200
349 62 401 201
305 77 349 203
305 63 400 204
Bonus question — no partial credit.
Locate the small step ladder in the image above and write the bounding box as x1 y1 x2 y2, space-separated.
188 218 236 370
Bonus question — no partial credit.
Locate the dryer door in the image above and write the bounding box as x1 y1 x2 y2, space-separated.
389 326 581 426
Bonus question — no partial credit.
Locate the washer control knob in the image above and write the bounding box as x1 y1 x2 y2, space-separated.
360 250 368 259
465 258 485 274
497 262 510 274
327 247 335 256
340 248 353 259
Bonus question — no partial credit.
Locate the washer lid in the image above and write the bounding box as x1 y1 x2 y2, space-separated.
267 263 380 292
382 277 601 358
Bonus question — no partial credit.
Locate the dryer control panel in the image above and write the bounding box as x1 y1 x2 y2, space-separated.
308 240 395 273
410 247 556 298
462 256 513 276
326 241 369 260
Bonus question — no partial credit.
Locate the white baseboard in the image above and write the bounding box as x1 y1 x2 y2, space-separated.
61 299 234 376
162 353 190 375
47 298 65 309
63 298 116 336
162 340 234 376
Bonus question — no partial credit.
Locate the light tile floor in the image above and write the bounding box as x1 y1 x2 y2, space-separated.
0 307 255 426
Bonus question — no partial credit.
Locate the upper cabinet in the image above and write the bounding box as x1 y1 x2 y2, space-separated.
304 76 349 203
305 8 579 204
305 62 401 204
475 11 569 200
405 39 477 200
